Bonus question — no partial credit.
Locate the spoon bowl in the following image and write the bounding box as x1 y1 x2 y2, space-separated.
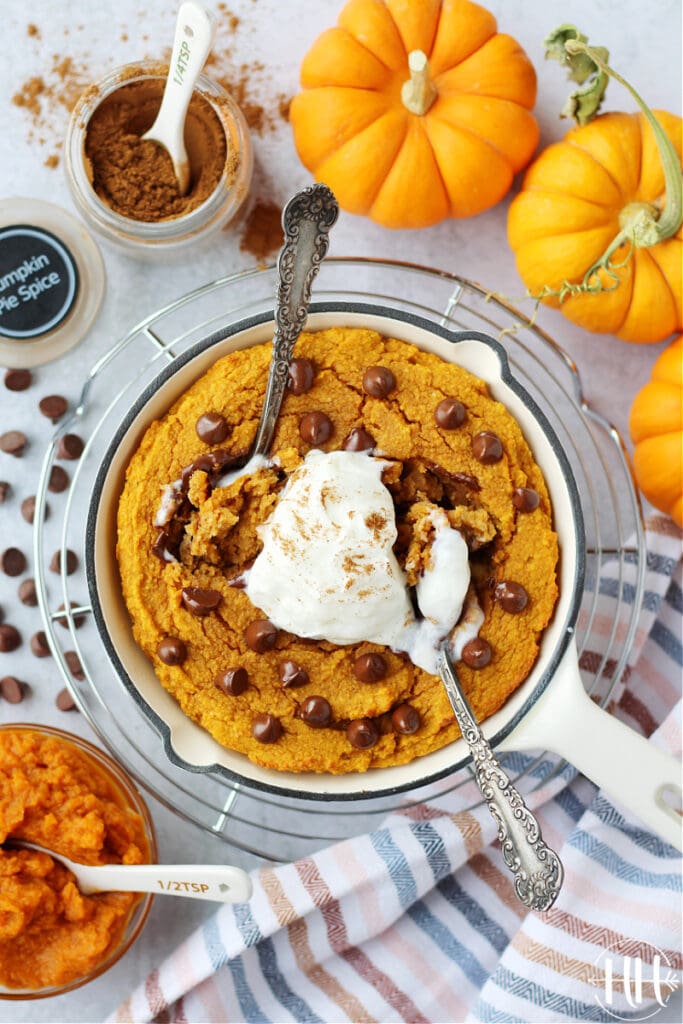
9 839 252 903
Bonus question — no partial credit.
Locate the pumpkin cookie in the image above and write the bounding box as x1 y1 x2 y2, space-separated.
117 328 558 773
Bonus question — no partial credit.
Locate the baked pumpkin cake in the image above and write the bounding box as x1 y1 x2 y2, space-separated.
116 327 559 773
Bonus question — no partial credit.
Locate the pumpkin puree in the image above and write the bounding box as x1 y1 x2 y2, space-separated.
0 729 149 991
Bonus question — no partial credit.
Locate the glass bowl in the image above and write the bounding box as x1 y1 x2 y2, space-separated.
0 723 157 1000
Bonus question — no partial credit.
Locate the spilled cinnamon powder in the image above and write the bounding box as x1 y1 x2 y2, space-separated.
239 200 283 262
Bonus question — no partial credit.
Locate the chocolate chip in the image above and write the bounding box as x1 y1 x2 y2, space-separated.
30 631 51 658
4 369 32 391
21 494 50 523
57 433 84 460
461 637 492 668
299 411 333 445
300 695 332 728
207 447 246 472
157 636 187 665
472 431 503 464
18 578 37 607
342 427 375 452
287 358 315 395
181 586 222 616
65 651 85 680
362 366 395 398
513 486 540 513
48 465 69 492
353 652 387 683
0 624 21 652
56 602 85 628
494 581 529 614
151 530 179 563
346 718 379 749
244 618 278 653
0 676 25 703
39 395 68 422
435 397 466 429
252 713 282 743
279 659 309 688
49 549 78 575
0 481 9 502
1 547 27 577
56 687 77 712
180 454 214 489
215 666 249 696
196 412 230 445
0 431 27 456
391 703 421 735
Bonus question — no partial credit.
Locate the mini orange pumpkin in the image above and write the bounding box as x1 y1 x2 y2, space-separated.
629 335 683 526
290 0 539 228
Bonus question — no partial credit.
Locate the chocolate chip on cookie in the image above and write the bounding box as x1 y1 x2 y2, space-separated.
513 486 540 512
287 358 316 395
353 652 387 683
472 431 503 464
300 695 332 728
157 636 187 665
494 581 529 613
195 412 230 445
252 713 283 743
181 587 222 616
391 703 421 735
215 667 249 696
461 637 493 668
279 660 309 688
245 619 278 653
299 410 333 445
434 397 465 429
342 427 375 452
346 718 379 749
362 366 395 398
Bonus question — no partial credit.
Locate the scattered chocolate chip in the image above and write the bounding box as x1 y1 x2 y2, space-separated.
181 586 222 616
0 624 21 652
252 713 282 743
513 486 540 513
49 549 78 575
65 650 85 680
435 397 466 429
0 606 3 624
353 652 387 683
472 431 503 464
0 431 27 457
1 547 27 577
300 695 332 728
461 637 493 668
391 703 421 735
157 636 187 665
299 410 333 445
196 412 230 445
244 618 278 653
362 365 395 398
347 718 379 749
56 687 77 711
215 666 249 696
30 630 51 658
20 495 50 523
48 465 69 493
279 659 309 688
0 481 9 502
342 427 375 452
0 675 25 703
57 433 84 460
287 358 315 395
4 368 32 391
494 581 529 614
18 578 37 607
56 602 85 628
39 395 68 422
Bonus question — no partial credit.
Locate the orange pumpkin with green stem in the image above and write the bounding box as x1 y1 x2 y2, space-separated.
508 26 682 343
290 0 539 228
629 336 683 526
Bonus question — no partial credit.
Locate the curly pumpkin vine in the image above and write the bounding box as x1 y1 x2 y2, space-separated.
508 25 682 342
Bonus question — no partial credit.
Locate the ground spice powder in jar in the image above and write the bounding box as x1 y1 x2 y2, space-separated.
83 77 228 222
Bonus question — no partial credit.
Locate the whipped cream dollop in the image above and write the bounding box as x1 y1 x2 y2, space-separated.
245 449 473 674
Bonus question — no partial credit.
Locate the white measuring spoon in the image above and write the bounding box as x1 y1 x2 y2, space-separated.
11 840 252 903
141 1 216 194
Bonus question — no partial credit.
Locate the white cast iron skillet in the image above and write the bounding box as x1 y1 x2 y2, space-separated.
87 306 682 850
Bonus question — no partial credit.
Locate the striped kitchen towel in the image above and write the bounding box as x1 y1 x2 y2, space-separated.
114 517 682 1024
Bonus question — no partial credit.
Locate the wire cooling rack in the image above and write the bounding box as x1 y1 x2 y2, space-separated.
33 258 645 863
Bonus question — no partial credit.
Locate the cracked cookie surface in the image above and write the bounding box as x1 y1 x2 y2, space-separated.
117 327 559 774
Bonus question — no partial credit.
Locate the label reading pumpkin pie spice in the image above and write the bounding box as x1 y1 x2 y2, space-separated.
0 224 79 339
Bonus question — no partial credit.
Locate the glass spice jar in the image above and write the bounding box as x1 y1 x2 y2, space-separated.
65 62 253 258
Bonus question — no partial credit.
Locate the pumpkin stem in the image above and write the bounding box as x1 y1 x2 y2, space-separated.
528 26 683 307
401 50 438 116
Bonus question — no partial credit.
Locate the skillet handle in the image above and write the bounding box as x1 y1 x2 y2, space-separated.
500 642 682 852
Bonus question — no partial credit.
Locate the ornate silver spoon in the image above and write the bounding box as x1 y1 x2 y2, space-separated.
438 646 564 912
250 183 339 456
